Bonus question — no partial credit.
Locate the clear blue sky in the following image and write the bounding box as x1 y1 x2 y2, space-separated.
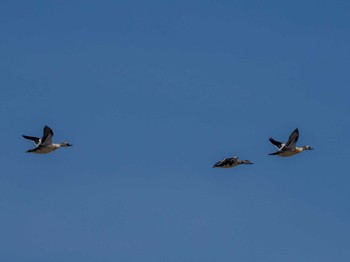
1 1 349 261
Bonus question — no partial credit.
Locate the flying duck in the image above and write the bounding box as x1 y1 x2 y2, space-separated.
268 128 313 157
213 156 253 168
23 125 72 154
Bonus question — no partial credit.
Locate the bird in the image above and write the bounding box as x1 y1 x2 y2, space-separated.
23 125 72 154
213 156 253 168
268 128 313 157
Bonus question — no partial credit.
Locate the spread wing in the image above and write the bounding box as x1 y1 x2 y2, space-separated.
285 128 299 148
40 125 54 146
269 138 284 149
22 135 41 146
213 158 231 168
213 159 225 168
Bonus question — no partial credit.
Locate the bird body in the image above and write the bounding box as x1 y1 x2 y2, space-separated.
26 143 71 154
268 147 303 157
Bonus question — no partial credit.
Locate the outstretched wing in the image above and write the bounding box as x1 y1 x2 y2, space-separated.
213 159 224 168
269 138 284 149
285 128 299 148
40 125 54 146
213 158 230 168
22 135 41 146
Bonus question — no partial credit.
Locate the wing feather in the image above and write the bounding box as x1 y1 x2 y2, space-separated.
22 135 41 146
269 138 284 149
40 125 54 146
285 128 299 148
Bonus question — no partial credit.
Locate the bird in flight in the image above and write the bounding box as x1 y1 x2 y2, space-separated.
213 156 253 168
268 128 313 157
23 125 72 154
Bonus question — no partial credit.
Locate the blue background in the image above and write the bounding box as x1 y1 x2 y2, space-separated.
1 1 349 261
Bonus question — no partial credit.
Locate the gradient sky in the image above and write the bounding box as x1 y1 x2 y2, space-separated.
1 1 350 261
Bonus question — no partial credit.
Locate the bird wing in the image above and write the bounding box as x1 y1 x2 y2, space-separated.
22 135 41 146
285 128 299 148
268 151 280 156
40 125 54 146
269 138 284 149
213 158 230 168
213 160 222 168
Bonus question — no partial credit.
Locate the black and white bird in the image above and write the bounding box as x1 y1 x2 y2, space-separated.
213 156 253 168
268 128 313 157
23 125 72 154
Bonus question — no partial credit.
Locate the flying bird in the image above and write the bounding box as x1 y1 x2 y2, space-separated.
213 156 253 168
268 128 313 157
23 125 72 154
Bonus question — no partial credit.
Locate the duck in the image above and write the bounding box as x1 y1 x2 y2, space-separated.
23 125 72 154
213 156 253 168
268 128 313 157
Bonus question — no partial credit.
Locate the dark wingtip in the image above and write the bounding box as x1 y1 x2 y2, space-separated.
212 161 221 168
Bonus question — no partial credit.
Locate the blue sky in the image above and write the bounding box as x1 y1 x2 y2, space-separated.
1 1 349 261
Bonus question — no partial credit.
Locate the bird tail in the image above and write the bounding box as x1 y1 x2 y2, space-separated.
26 149 36 153
268 152 278 156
